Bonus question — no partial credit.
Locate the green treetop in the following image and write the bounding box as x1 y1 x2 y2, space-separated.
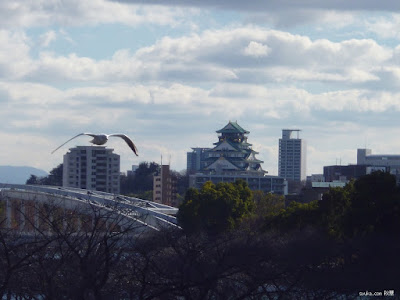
177 180 254 234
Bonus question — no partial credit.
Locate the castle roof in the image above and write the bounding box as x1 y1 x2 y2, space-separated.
198 121 267 175
204 156 266 174
205 156 241 171
216 121 249 134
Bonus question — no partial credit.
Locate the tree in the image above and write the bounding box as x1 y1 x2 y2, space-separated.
26 164 63 186
318 171 400 238
42 164 63 186
132 162 159 192
266 200 320 232
177 180 254 234
3 185 400 299
346 171 400 236
171 169 189 199
319 181 354 238
120 161 159 195
266 172 400 238
26 174 41 185
252 190 285 217
0 195 145 299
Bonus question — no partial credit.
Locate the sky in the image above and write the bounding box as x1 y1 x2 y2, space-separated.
2 0 400 176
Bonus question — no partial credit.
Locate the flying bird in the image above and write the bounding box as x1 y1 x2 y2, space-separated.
51 133 138 156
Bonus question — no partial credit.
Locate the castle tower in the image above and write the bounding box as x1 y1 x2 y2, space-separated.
188 121 287 195
202 121 265 175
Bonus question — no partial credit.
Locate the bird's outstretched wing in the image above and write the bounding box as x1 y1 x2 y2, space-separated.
109 134 139 156
51 133 97 154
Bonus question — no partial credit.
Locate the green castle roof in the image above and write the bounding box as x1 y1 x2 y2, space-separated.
216 121 249 134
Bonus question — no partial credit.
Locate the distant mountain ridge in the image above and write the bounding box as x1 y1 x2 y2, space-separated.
0 166 48 184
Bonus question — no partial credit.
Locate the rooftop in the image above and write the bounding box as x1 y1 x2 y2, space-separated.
216 121 249 134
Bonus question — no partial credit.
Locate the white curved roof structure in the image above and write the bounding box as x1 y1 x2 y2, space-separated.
0 183 179 232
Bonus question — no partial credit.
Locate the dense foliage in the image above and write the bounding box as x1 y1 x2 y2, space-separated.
0 210 353 299
120 161 189 201
267 171 400 238
3 171 399 298
177 180 254 234
120 161 159 196
26 164 63 186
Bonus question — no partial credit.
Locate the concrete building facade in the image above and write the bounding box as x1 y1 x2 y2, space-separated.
317 149 400 188
357 148 400 169
186 148 210 174
357 148 400 185
63 146 120 194
323 164 368 182
190 173 287 195
278 129 307 182
153 165 178 207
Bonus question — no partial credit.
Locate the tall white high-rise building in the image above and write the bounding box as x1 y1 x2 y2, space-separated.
278 129 307 182
62 146 120 194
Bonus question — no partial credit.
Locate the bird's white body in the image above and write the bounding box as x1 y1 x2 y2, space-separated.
90 134 109 145
52 133 138 156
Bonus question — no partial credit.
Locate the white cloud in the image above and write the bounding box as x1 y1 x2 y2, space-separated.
0 0 186 29
112 0 400 12
111 0 400 29
39 30 56 47
0 30 32 78
2 77 400 172
365 14 400 39
243 41 270 57
0 26 389 88
2 3 400 176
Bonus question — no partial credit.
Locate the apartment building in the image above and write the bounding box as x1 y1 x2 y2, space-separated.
62 146 120 194
153 164 178 207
